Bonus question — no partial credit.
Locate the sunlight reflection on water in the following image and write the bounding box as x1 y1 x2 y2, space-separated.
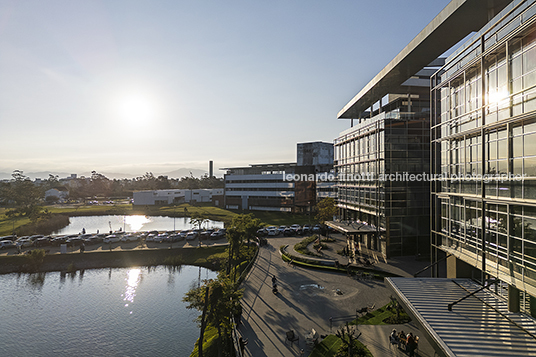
124 215 151 231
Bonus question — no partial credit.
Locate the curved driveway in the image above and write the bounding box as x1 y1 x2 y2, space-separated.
237 236 392 357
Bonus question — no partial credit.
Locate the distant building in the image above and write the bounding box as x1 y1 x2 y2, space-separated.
133 189 224 207
297 141 334 171
223 141 334 212
45 188 69 202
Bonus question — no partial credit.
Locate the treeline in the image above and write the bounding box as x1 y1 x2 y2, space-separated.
0 170 224 204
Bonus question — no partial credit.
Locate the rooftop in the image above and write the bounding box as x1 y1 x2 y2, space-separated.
387 277 536 357
337 0 511 119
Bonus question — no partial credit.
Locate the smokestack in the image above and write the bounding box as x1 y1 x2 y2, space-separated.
209 161 213 178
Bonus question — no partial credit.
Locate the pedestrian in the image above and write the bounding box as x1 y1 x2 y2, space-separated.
80 242 85 253
239 337 248 354
271 275 277 285
407 332 416 357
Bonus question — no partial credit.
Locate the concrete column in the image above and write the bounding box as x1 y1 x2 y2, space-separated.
508 285 520 313
446 255 476 279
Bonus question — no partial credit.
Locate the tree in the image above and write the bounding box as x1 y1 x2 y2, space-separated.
183 276 243 357
190 212 209 232
225 214 262 281
315 197 337 224
3 170 43 219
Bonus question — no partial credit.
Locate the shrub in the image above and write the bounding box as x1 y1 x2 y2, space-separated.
25 249 46 271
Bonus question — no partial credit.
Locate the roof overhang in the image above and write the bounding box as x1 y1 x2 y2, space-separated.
325 220 383 234
338 0 511 119
386 277 536 357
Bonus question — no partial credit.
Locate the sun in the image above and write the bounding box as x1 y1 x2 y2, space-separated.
117 92 156 125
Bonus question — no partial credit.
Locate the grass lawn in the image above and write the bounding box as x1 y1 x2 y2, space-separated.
310 335 373 357
309 335 343 357
351 303 411 325
0 203 315 236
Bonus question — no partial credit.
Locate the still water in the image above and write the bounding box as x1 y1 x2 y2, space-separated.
0 266 217 357
55 215 224 235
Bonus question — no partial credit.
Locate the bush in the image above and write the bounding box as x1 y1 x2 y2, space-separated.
294 235 322 256
25 249 46 271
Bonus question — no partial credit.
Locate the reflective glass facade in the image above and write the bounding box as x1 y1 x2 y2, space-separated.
431 0 536 312
335 97 431 257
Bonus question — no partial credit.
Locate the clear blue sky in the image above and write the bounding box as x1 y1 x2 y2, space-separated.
0 0 451 177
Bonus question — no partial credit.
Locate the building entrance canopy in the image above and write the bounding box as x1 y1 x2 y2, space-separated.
386 277 536 357
325 220 381 235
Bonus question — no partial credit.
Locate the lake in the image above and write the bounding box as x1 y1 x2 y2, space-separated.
0 266 217 356
55 215 224 235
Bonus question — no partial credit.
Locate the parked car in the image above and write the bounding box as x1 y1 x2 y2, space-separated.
51 236 68 246
168 233 184 242
178 230 189 239
200 229 214 240
0 235 16 241
121 234 139 242
256 228 267 237
84 235 103 245
16 238 33 248
67 236 84 247
0 240 15 249
154 233 169 243
290 224 302 235
35 237 52 247
186 231 198 240
145 231 159 242
103 235 121 244
278 226 287 235
283 228 294 236
312 224 322 234
302 225 311 235
267 227 278 236
210 229 226 240
28 235 44 243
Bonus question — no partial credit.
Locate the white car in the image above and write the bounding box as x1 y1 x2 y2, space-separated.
103 235 121 244
121 234 138 242
153 233 169 243
267 228 278 236
186 231 198 240
15 238 33 248
0 240 15 249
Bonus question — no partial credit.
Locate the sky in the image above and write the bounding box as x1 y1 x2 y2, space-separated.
0 0 452 177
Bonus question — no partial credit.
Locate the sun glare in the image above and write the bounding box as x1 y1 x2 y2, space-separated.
117 92 157 125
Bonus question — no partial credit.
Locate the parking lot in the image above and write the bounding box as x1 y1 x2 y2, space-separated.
0 230 229 256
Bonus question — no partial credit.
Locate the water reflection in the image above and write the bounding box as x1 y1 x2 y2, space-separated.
28 272 46 289
124 215 151 231
122 268 141 314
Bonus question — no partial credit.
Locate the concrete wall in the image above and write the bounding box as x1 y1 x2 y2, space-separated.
297 142 334 167
133 189 222 205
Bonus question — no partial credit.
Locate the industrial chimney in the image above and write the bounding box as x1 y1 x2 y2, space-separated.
209 161 213 178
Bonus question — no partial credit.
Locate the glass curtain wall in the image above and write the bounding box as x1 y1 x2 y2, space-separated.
431 0 536 313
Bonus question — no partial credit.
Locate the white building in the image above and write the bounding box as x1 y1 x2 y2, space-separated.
133 189 224 206
45 188 69 202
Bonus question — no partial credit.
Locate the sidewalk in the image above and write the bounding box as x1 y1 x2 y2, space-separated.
238 236 440 357
237 236 431 357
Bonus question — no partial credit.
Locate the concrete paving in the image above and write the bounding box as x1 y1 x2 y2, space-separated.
237 235 437 357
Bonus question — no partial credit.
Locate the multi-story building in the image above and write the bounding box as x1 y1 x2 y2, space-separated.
335 0 536 355
223 142 334 212
223 163 298 212
430 0 536 315
133 188 224 206
335 76 435 258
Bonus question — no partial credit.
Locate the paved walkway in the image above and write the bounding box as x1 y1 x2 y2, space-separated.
237 235 437 357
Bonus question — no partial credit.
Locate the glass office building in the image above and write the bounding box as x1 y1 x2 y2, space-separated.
335 84 433 257
431 0 536 313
